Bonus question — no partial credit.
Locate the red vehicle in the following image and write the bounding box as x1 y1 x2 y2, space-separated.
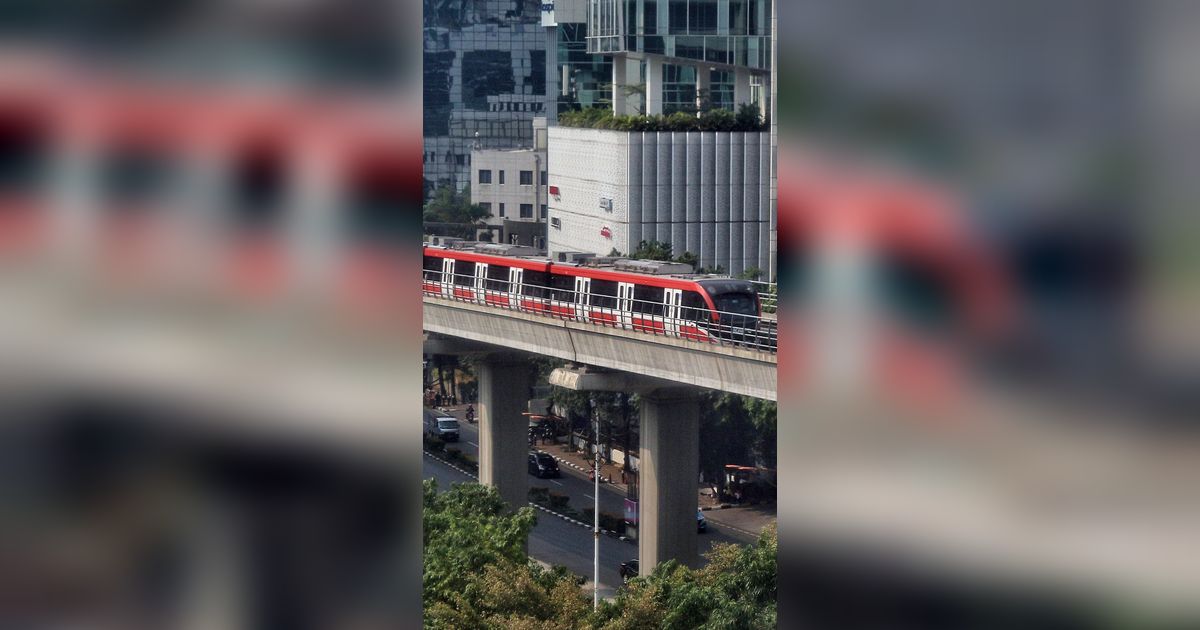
422 244 767 347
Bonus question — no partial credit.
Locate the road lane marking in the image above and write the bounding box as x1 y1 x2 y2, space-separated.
583 494 594 500
468 441 478 447
550 479 563 486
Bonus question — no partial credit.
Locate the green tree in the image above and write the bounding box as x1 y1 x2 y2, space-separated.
423 480 591 628
738 267 764 281
629 240 673 261
424 183 489 238
674 251 699 268
593 525 778 630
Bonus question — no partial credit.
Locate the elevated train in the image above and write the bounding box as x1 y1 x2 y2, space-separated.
422 244 768 348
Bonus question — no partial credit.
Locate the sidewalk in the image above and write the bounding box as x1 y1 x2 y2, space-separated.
534 439 633 494
535 438 777 540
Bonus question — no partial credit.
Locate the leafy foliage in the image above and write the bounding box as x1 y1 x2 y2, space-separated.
698 393 777 484
559 105 768 133
423 183 489 238
424 480 592 628
593 525 778 630
423 481 777 628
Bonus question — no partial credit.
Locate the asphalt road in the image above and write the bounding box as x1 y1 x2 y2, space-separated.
424 411 750 600
446 412 749 546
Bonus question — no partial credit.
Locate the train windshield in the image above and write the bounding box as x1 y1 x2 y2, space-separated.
712 292 758 316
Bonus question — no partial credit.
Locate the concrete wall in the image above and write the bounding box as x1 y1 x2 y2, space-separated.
548 126 774 277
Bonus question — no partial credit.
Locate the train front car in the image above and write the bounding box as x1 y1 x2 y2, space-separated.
695 279 763 343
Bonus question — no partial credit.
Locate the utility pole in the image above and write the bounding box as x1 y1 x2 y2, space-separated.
592 399 600 610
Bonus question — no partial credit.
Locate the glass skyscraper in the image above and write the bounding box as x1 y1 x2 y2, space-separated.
423 1 548 197
586 0 772 71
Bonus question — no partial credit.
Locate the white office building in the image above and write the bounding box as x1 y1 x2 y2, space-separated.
546 0 776 278
470 118 549 246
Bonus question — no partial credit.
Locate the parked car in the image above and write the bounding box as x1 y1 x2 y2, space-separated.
697 509 707 533
423 409 460 442
528 452 560 478
618 559 639 584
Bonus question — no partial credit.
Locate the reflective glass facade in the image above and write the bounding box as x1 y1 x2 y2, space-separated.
423 1 547 197
557 23 614 114
587 0 771 70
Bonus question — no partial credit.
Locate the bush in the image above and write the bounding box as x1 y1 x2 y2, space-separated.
582 508 627 534
528 486 551 504
445 447 462 462
548 491 571 510
558 105 768 133
424 435 445 452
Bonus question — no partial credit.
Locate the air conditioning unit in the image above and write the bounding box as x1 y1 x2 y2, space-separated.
556 251 595 264
615 259 694 275
550 217 562 229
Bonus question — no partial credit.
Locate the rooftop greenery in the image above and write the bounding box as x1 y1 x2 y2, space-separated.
559 103 769 133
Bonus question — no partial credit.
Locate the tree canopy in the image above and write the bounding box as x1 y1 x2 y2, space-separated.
423 479 777 629
423 184 489 238
592 525 778 630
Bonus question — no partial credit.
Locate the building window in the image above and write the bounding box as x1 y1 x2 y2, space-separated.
540 204 547 219
499 203 506 217
540 170 547 185
520 170 533 186
499 170 506 185
478 169 492 184
520 203 534 219
479 202 492 215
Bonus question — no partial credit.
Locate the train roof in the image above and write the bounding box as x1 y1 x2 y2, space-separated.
422 242 757 290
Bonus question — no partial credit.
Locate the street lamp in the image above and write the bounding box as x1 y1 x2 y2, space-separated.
591 398 600 609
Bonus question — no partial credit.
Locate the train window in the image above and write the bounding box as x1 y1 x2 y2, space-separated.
423 255 441 281
453 261 475 286
591 279 618 308
682 291 707 320
712 292 758 316
633 285 664 315
486 264 510 291
523 270 549 298
549 274 575 301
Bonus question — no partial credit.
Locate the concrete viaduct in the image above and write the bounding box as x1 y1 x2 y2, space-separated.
423 294 778 574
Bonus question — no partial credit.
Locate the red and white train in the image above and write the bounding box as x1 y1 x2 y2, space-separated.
422 243 766 346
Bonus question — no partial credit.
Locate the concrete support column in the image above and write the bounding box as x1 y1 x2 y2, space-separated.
734 67 752 108
645 57 664 115
477 358 533 512
612 58 628 115
638 388 700 573
695 66 711 113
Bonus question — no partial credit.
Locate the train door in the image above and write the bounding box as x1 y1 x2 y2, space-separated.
664 288 683 336
474 262 488 304
617 282 634 329
574 276 591 321
440 257 454 298
508 267 523 308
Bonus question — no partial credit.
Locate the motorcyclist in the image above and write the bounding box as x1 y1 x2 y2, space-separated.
465 405 475 423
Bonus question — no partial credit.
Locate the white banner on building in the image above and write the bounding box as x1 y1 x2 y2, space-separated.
541 2 556 26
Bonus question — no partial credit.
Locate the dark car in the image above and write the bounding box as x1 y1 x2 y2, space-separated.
618 559 639 584
528 452 560 478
